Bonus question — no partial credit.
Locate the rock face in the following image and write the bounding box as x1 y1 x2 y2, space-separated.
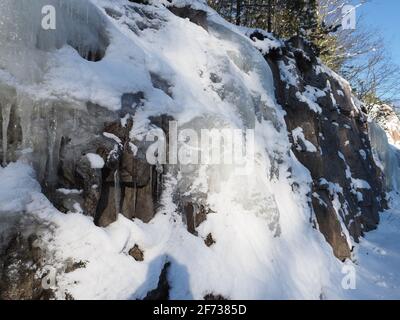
0 2 392 299
0 216 54 300
264 37 387 259
368 115 400 192
0 95 166 228
129 244 144 261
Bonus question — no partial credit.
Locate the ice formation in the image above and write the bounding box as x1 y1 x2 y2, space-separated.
369 120 400 192
0 0 398 300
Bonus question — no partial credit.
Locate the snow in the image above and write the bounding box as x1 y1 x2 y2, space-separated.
350 193 400 299
295 87 323 114
250 36 281 55
315 61 351 90
292 127 318 152
359 150 367 161
0 161 41 213
319 177 353 248
0 0 400 300
338 151 371 193
103 132 122 145
56 188 83 195
278 59 299 88
86 153 105 169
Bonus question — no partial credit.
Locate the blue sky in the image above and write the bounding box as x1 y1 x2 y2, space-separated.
358 0 400 66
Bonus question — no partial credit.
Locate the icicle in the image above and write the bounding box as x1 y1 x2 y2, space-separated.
16 93 33 149
2 103 11 167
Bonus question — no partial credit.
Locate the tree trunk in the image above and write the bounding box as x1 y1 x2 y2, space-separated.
235 0 241 25
267 0 273 32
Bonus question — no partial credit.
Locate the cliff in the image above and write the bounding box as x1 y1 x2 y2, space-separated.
0 0 396 299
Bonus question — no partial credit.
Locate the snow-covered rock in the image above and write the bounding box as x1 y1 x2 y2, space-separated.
264 36 386 260
0 0 395 300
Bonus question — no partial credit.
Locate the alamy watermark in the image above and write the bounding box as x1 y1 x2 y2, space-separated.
144 121 255 173
40 3 357 31
342 4 357 30
41 5 56 30
341 264 356 290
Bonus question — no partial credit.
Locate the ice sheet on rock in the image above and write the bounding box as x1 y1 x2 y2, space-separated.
0 0 108 84
1 0 337 299
369 120 400 192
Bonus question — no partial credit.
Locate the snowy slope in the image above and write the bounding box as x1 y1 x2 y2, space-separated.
2 159 400 299
353 193 400 299
0 0 399 300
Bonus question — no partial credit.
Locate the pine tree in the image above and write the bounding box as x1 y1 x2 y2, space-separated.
209 0 320 46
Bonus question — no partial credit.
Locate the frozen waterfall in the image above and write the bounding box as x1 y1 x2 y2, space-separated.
369 120 400 192
0 0 351 299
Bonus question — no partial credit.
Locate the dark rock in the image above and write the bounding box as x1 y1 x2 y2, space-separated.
204 293 227 300
120 152 151 186
121 180 157 223
0 215 85 300
149 114 175 135
6 103 22 159
65 260 87 273
93 112 165 226
249 31 265 42
129 244 144 261
0 101 22 165
264 37 387 260
120 92 144 117
95 178 119 227
104 121 131 142
210 72 222 84
204 233 215 247
183 202 208 235
105 7 123 20
128 0 149 5
0 222 54 300
65 292 75 300
168 6 208 31
76 155 102 219
312 190 351 260
150 73 173 98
